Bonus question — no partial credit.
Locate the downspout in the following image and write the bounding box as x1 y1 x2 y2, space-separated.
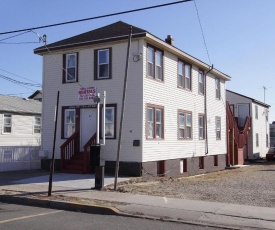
204 64 214 155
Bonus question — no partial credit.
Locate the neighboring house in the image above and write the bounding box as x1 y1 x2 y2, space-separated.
28 90 42 102
0 95 42 172
34 21 231 177
0 95 42 146
270 122 275 148
226 90 270 160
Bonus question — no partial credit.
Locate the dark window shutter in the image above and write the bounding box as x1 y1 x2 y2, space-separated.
62 54 66 83
76 52 79 82
109 48 112 79
94 49 98 80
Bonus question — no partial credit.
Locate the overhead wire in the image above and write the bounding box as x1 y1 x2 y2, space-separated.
0 0 192 36
0 68 41 84
193 0 212 65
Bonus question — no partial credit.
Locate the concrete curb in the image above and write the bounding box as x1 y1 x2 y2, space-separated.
0 194 249 230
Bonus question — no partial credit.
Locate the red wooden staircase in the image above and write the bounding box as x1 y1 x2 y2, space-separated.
60 132 97 174
226 101 251 166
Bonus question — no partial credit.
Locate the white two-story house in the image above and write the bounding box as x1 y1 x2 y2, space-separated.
34 21 230 177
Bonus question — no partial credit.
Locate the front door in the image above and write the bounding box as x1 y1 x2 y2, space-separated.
80 108 97 150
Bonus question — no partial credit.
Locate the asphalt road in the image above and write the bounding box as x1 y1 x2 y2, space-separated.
0 202 226 230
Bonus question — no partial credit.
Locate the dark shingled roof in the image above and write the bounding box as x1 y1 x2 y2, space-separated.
34 21 147 54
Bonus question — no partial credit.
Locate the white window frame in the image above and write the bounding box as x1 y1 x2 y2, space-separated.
34 116 41 134
104 106 115 139
216 117 221 140
178 60 191 90
97 49 110 79
147 105 164 139
3 114 12 134
178 110 192 139
147 45 163 81
199 114 205 140
66 53 77 82
198 70 204 95
64 109 76 138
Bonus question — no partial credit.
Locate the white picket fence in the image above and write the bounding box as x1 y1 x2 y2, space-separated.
0 146 41 172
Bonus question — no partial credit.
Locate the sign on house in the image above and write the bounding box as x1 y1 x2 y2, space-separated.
78 86 97 101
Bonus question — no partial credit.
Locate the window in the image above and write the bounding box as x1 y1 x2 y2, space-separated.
199 114 205 139
198 70 204 94
178 110 192 139
266 134 268 147
34 116 41 134
104 105 116 139
214 155 218 166
94 48 112 80
3 114 12 133
199 157 204 169
64 109 76 138
180 159 187 173
216 117 221 140
215 78 220 99
256 133 259 147
255 105 258 119
147 104 164 139
147 45 163 81
63 53 78 83
178 60 191 90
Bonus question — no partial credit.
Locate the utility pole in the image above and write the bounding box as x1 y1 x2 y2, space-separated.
114 27 132 190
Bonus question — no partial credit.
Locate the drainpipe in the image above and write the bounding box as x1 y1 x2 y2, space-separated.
204 64 214 155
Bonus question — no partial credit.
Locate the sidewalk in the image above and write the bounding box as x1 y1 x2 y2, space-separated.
1 171 275 230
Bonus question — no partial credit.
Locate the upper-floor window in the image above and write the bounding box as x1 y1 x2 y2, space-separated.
34 116 41 134
63 53 78 83
178 60 191 90
215 78 220 100
147 104 164 139
147 45 163 81
255 105 258 119
64 109 76 138
178 110 192 139
216 116 221 140
3 114 12 134
94 48 112 80
198 70 204 95
199 114 205 139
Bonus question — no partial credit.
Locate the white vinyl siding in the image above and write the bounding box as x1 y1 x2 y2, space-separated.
0 113 41 146
143 43 227 162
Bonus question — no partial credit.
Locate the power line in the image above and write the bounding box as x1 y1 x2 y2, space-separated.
0 41 40 44
0 30 31 41
0 0 192 36
0 74 41 91
0 68 41 84
193 0 211 65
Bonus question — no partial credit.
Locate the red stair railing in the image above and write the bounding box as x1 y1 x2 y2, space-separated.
60 132 79 171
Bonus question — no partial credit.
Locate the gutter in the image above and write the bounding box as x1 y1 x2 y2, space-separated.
204 64 214 155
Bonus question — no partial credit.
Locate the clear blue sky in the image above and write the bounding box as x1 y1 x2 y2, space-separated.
1 0 274 121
